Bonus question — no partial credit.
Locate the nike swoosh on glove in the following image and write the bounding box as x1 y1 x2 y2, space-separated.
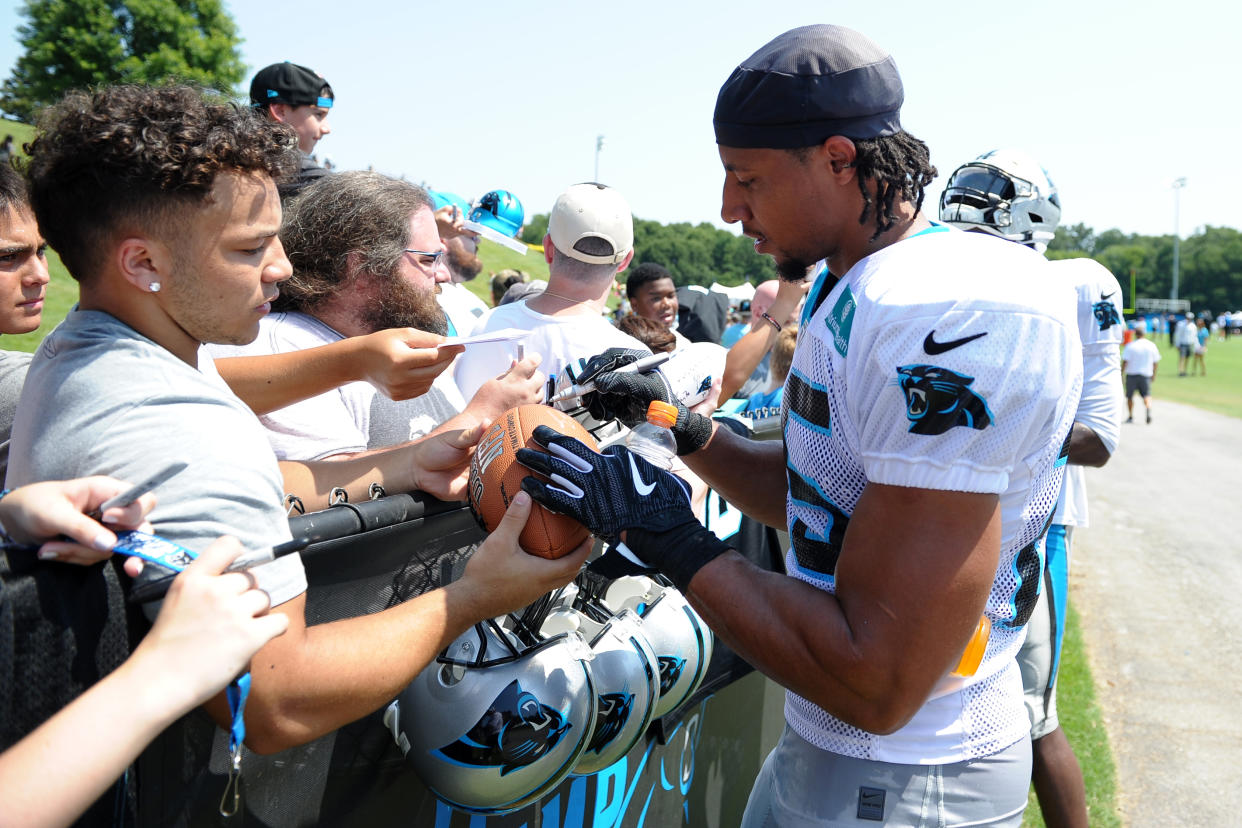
516 425 731 592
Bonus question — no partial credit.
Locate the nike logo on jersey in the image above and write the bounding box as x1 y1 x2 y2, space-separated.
1102 291 1115 300
628 453 657 496
922 330 988 355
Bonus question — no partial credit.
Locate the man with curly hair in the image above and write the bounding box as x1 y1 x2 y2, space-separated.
8 84 587 775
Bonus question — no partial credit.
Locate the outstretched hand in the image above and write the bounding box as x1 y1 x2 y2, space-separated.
410 422 484 501
355 328 462 402
434 204 468 240
457 491 591 619
466 354 545 422
0 477 157 565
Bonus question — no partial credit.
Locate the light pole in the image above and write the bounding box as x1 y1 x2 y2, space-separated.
1170 177 1186 302
594 135 605 181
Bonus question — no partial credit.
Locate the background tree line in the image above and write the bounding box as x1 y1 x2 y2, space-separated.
1049 223 1242 313
1 0 243 122
521 213 776 287
4 2 1239 308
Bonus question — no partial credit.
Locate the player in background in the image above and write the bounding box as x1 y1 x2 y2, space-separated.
941 148 1124 828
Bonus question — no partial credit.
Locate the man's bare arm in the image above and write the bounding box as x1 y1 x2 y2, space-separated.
1066 422 1109 467
681 423 789 528
684 483 999 734
216 328 461 415
719 279 808 401
278 423 481 510
203 493 591 754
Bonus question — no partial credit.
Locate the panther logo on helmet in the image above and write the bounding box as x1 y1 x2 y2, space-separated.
603 576 714 720
391 617 596 815
435 679 573 776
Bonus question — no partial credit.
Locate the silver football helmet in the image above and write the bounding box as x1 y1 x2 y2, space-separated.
387 617 597 815
939 148 1061 253
542 601 661 775
602 576 714 719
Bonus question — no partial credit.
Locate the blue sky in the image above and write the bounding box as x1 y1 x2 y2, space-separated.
1 0 1235 240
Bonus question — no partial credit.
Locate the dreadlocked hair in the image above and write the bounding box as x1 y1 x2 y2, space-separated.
852 132 937 241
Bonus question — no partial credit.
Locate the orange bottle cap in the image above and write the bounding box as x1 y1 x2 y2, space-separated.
646 400 678 428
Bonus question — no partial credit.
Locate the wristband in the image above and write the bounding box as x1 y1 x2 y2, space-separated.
673 406 713 456
760 311 783 332
626 521 731 593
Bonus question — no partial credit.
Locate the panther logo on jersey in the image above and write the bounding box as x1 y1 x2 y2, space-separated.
1093 294 1122 330
434 679 572 776
895 365 994 435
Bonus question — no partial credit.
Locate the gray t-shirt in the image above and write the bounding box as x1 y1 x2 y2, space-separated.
0 349 31 485
7 309 304 604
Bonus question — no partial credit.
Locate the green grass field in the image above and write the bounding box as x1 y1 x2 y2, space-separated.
1022 603 1120 827
1143 334 1242 419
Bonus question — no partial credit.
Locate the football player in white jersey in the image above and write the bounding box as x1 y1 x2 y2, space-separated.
518 25 1082 827
941 149 1124 828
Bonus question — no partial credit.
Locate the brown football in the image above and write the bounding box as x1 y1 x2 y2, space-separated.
468 404 599 559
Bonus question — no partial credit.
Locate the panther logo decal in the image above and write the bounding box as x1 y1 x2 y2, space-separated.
1092 296 1122 330
895 364 994 435
587 692 634 754
656 655 686 696
434 679 571 776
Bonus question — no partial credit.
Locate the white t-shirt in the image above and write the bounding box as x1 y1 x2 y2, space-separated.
1122 338 1161 377
1174 319 1198 347
783 226 1081 765
454 298 650 402
210 312 466 461
437 281 490 338
1051 257 1126 528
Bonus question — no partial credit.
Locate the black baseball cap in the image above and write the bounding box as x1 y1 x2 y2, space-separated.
714 24 903 149
249 62 334 109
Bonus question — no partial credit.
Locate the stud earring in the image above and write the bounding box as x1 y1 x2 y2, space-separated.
148 281 161 293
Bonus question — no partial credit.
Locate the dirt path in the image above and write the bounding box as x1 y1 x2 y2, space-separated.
1071 398 1242 827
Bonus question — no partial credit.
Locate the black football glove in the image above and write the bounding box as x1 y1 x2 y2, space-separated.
569 349 714 456
516 425 730 592
564 348 656 423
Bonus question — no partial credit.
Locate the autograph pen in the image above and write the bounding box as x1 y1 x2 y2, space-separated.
548 351 671 404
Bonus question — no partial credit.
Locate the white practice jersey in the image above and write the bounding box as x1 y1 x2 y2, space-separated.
454 299 650 402
782 226 1081 764
1051 257 1125 527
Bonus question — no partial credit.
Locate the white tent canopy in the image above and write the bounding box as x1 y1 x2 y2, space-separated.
708 281 755 304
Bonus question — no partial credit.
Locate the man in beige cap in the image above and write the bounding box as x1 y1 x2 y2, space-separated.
453 182 650 402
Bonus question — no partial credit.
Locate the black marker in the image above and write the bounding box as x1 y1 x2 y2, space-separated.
90 461 188 520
